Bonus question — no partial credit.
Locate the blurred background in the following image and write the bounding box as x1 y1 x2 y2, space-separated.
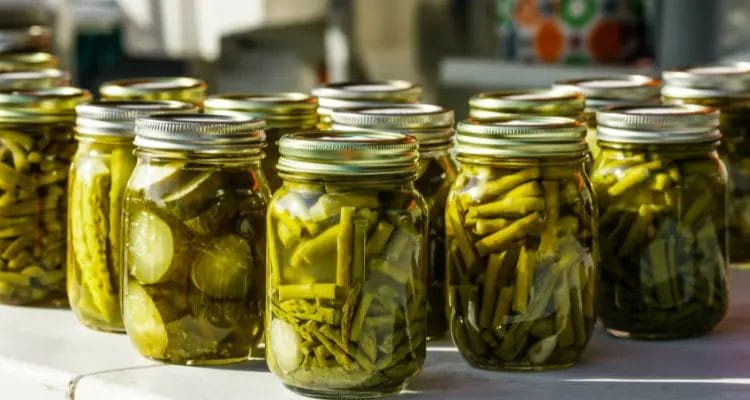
5 0 750 117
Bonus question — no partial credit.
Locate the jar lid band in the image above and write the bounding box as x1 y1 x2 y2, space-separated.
312 80 422 102
134 113 266 154
456 117 587 158
554 74 661 101
468 87 584 117
278 131 419 177
596 104 721 144
205 92 317 115
76 100 197 137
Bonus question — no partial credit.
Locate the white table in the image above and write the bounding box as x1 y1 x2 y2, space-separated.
3 272 750 399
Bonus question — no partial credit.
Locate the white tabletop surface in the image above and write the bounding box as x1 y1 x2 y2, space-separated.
3 271 750 399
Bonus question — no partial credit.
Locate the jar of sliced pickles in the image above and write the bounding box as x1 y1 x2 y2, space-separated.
100 77 207 108
0 87 91 306
68 101 196 332
267 132 428 398
330 104 456 340
468 87 585 122
592 104 728 339
554 75 661 159
311 80 422 129
205 93 318 191
663 64 750 264
0 52 58 72
122 114 268 364
0 69 69 90
446 117 597 370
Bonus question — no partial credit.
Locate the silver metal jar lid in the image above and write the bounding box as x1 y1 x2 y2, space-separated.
469 87 584 116
662 64 750 98
554 75 661 101
596 104 721 144
330 104 454 148
312 80 422 102
205 92 317 115
0 86 91 124
76 101 197 137
0 68 69 90
205 92 318 129
456 116 587 158
134 113 266 155
278 131 419 177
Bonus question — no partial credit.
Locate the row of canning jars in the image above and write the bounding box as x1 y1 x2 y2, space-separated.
0 61 733 398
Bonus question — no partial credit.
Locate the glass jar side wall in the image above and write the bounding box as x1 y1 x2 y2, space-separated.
121 154 268 364
266 177 428 397
592 141 729 338
445 156 597 370
0 123 75 306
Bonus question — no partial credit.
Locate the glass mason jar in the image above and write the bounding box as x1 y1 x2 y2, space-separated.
0 52 58 72
266 131 428 398
0 69 70 90
330 104 457 340
68 101 196 332
554 75 661 159
100 77 207 108
205 93 318 191
122 114 269 364
311 80 422 129
662 64 750 264
0 87 91 306
468 87 585 122
446 117 597 370
592 104 729 339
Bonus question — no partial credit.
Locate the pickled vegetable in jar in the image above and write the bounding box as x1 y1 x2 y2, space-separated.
267 132 428 398
554 75 661 159
663 64 750 265
593 104 728 339
205 93 318 191
0 52 58 72
100 77 207 108
446 117 597 371
468 87 584 122
0 87 91 306
311 80 422 129
0 69 70 90
330 104 456 340
122 114 268 364
68 101 196 332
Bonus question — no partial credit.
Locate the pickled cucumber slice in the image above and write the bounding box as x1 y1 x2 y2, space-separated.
128 210 175 284
123 281 168 358
128 163 185 191
191 234 253 299
270 318 301 373
183 192 238 236
162 171 225 219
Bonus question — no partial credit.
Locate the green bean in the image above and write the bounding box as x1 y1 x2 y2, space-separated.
446 162 595 370
593 149 728 338
267 184 427 391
